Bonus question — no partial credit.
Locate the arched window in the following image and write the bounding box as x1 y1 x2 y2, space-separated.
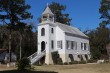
41 28 45 36
51 28 54 33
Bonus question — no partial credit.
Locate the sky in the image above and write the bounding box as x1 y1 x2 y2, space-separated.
26 0 101 31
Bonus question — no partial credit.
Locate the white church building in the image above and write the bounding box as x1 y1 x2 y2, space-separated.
28 5 90 65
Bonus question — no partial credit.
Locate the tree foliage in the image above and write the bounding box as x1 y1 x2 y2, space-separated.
0 0 37 60
85 26 110 59
17 57 31 70
49 2 72 25
99 0 110 25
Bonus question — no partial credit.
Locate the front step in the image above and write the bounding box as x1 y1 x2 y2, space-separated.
28 50 46 64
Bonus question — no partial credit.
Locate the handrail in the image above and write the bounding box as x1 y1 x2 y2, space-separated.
28 50 46 60
28 52 38 60
29 50 46 64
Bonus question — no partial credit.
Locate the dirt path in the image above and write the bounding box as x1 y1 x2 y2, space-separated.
0 64 16 71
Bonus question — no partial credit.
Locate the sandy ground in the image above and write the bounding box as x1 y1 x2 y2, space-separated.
35 63 110 73
0 64 16 71
0 63 110 73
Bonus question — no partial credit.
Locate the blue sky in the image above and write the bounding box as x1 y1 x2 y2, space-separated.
26 0 101 31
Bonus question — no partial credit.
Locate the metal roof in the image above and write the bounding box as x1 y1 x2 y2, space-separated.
42 6 54 16
39 21 88 39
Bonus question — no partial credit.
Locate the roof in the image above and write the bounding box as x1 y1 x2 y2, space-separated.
39 21 88 39
42 5 54 16
56 22 88 38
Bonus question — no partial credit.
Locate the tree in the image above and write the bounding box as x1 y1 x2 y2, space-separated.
99 0 110 60
0 0 32 61
38 2 72 25
0 25 9 49
49 2 72 25
99 0 110 25
106 43 110 62
85 26 109 60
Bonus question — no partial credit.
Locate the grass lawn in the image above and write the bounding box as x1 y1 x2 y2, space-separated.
34 63 110 73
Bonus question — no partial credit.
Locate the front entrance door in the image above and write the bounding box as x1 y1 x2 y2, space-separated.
41 41 45 52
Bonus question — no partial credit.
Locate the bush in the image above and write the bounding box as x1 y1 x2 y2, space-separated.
87 59 96 63
57 58 63 65
69 62 73 65
72 61 78 64
63 62 68 65
51 52 63 65
17 57 31 70
79 61 86 64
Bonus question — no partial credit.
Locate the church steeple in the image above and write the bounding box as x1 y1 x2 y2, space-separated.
41 4 54 22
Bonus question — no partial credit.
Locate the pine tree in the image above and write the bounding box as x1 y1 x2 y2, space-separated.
0 0 32 61
49 2 72 25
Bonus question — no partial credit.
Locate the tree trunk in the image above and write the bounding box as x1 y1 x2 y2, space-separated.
20 35 22 59
109 57 110 62
9 34 11 62
106 43 110 62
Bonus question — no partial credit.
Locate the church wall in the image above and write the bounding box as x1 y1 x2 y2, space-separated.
65 35 90 62
65 35 90 54
55 26 66 62
38 24 50 53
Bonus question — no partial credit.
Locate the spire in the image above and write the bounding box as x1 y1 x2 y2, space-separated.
42 4 54 16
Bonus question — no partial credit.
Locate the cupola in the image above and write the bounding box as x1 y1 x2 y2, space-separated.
41 4 54 22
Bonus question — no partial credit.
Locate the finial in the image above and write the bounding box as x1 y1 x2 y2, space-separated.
47 3 49 7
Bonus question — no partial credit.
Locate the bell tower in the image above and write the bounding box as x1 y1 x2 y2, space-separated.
41 4 54 22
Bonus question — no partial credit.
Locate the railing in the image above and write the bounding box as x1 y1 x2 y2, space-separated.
28 52 38 61
28 50 46 64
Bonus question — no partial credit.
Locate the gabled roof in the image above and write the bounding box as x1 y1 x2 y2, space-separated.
42 5 54 16
39 21 88 39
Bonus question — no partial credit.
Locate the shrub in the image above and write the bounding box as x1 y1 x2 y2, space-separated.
72 61 78 64
63 62 68 65
69 62 73 65
57 58 63 65
87 59 96 63
51 52 63 65
79 61 86 64
17 57 31 70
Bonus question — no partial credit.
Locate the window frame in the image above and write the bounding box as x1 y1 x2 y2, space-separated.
41 28 45 36
51 28 54 34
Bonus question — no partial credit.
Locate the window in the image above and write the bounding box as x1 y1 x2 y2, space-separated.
51 28 54 33
71 41 77 50
57 41 62 49
66 41 69 49
81 43 83 50
81 43 88 50
51 40 54 49
66 41 71 49
41 28 45 36
71 41 74 49
84 43 87 50
67 41 77 50
75 42 77 50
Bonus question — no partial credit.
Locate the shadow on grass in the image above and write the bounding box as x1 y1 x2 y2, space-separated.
0 70 58 73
